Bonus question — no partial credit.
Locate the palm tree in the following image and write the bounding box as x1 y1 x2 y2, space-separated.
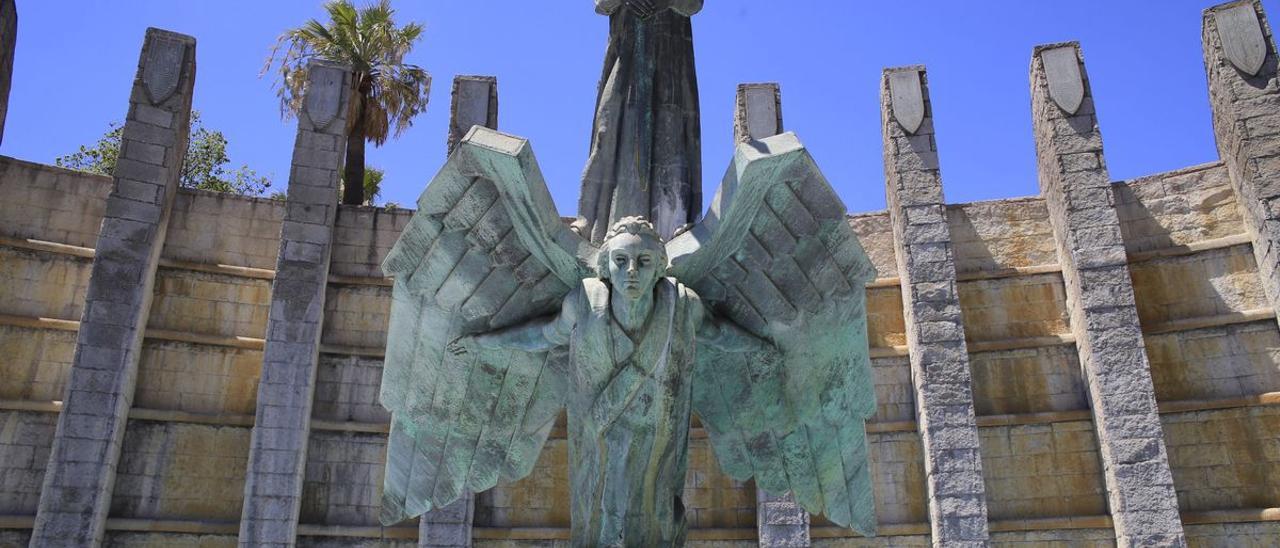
265 0 430 205
339 165 385 206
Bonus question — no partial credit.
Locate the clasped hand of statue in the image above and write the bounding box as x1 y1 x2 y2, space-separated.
625 0 668 19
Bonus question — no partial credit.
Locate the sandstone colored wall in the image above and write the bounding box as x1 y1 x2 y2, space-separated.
0 158 110 247
947 197 1059 275
162 190 284 271
978 421 1106 521
0 247 92 320
969 346 1086 416
103 532 237 547
0 325 75 402
1114 162 1241 254
110 421 250 521
0 411 57 515
134 341 261 415
1162 407 1280 512
1184 522 1280 546
301 431 388 527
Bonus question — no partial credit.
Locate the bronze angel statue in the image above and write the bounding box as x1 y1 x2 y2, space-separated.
378 127 878 546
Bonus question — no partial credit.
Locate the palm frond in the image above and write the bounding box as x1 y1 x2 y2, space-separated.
265 0 431 147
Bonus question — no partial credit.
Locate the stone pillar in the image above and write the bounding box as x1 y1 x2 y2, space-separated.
446 75 497 156
238 60 351 547
30 28 196 546
417 73 498 548
731 82 812 548
1030 43 1185 546
0 0 15 146
1203 0 1280 322
880 66 990 548
734 82 783 143
419 495 474 548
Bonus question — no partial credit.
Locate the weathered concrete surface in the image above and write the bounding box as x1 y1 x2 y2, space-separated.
0 157 112 246
1030 42 1186 546
0 411 57 516
0 0 15 146
301 431 388 527
880 66 990 547
163 190 285 270
1203 0 1280 328
1161 406 1280 512
734 82 811 548
979 421 1106 520
134 340 263 415
112 421 250 521
1112 163 1241 255
238 59 351 547
30 27 196 547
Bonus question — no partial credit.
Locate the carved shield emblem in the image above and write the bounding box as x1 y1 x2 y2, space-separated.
1042 46 1084 115
142 36 186 105
1215 4 1267 77
304 66 344 131
887 70 925 134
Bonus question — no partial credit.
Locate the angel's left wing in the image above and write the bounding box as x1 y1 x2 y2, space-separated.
378 127 597 525
668 133 879 534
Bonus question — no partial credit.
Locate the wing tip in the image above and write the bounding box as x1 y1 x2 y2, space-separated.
379 493 428 527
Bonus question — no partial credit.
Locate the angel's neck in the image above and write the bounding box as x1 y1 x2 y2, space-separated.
611 290 654 333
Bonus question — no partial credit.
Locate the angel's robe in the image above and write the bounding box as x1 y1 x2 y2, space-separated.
576 0 704 243
558 277 699 546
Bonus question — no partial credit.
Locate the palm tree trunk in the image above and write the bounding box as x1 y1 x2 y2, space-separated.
343 87 367 205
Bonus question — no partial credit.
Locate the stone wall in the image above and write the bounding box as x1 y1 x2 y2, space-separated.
0 411 57 515
110 421 250 521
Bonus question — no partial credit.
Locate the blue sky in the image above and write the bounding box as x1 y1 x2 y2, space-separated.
5 1 1273 215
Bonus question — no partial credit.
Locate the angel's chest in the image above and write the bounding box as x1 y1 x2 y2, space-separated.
571 312 685 387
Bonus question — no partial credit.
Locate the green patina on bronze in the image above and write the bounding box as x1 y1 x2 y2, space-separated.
378 126 878 545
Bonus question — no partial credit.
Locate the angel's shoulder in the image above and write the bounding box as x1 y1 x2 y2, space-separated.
669 278 700 303
577 278 609 310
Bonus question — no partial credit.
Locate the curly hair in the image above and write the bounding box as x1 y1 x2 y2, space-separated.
595 216 668 280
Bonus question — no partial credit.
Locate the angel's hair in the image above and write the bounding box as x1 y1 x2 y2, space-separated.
596 216 668 280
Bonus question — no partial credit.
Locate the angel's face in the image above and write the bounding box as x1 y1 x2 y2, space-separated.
606 233 664 300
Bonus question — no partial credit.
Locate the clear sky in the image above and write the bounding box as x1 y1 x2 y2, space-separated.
6 1 1274 215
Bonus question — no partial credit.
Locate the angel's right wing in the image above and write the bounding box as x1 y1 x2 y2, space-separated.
378 127 597 525
668 133 879 534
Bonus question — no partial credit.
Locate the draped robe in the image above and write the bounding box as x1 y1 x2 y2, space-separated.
565 278 699 546
576 0 704 243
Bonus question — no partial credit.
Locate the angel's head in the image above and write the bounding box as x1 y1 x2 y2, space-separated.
597 216 668 299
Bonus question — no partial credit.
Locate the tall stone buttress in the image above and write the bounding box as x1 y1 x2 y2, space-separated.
1203 0 1280 324
238 60 352 546
417 74 500 548
1029 42 1186 546
30 28 196 546
880 66 991 548
732 83 812 548
0 0 15 147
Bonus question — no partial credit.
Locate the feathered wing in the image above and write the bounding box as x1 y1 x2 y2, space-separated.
378 127 597 525
668 133 879 534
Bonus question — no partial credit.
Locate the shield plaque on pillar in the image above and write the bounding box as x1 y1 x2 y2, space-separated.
1215 4 1267 77
305 65 344 131
142 35 186 105
1042 46 1084 115
887 70 925 134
